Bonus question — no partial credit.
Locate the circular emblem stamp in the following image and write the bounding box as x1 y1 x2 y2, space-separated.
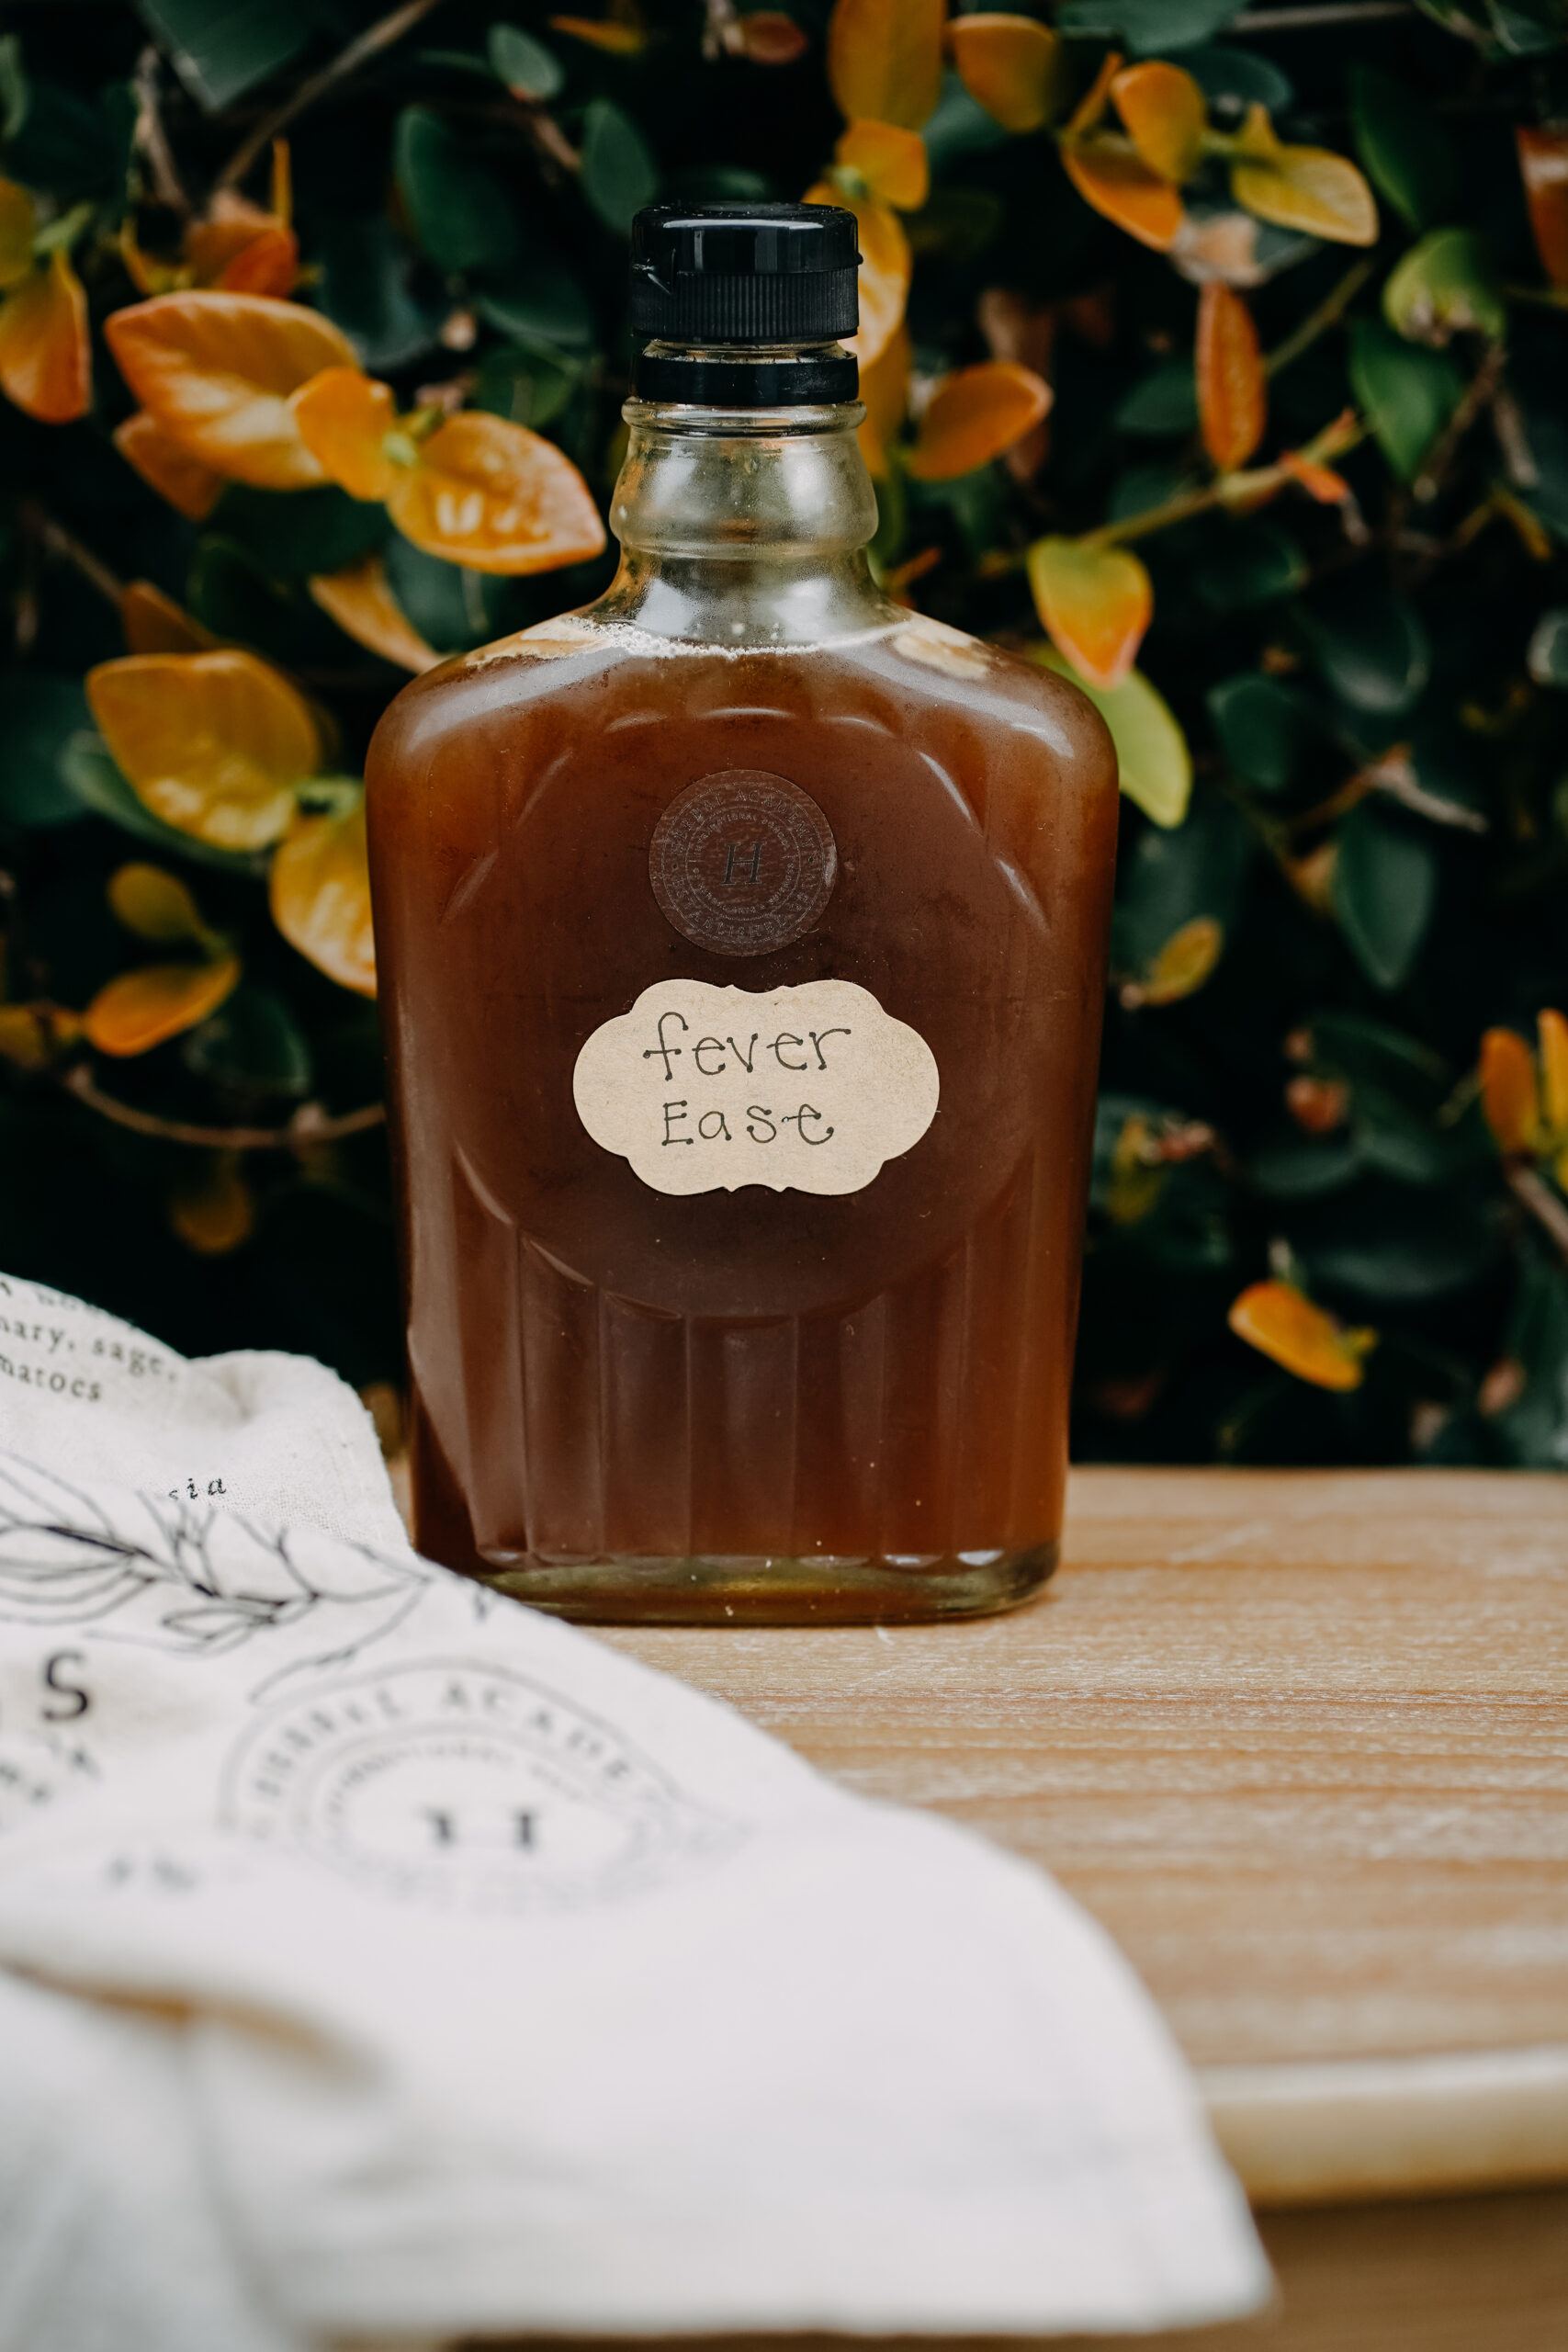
221 1658 739 1913
649 768 837 957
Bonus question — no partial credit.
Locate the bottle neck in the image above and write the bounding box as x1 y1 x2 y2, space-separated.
592 368 893 649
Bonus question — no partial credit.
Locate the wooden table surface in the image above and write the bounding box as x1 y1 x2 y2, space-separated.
598 1467 1568 2210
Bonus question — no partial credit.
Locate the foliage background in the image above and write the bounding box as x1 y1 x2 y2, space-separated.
3 0 1568 1470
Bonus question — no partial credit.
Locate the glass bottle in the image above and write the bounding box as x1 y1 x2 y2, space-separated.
367 204 1119 1623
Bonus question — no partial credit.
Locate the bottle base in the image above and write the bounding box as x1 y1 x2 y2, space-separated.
465 1543 1057 1626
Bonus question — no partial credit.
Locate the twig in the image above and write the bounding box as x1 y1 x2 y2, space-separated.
1413 339 1505 504
62 1065 386 1153
216 0 448 192
131 46 189 215
1507 1163 1568 1269
1265 258 1376 381
31 509 124 606
1086 415 1366 551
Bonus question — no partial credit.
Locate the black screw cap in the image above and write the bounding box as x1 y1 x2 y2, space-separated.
630 202 861 345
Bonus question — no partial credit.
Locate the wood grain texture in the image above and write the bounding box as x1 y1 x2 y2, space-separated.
597 1471 1568 2086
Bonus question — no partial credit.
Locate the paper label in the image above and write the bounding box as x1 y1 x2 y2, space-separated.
572 978 940 1196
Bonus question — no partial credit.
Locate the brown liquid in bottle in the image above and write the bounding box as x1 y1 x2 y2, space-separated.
367 613 1117 1622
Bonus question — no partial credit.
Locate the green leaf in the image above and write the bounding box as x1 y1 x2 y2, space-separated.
1207 673 1317 793
488 24 564 101
1296 582 1431 716
921 70 1013 169
1348 64 1459 232
0 678 90 829
471 344 578 429
1491 1262 1568 1471
1190 516 1306 614
1056 0 1244 53
1303 1011 1451 1111
1348 317 1464 481
1183 43 1292 119
213 484 389 582
311 210 443 372
1114 790 1249 972
1038 652 1191 827
394 105 523 277
472 259 596 352
0 34 28 141
59 734 258 871
579 98 659 236
1115 359 1198 438
382 537 507 652
1295 1186 1495 1303
185 986 313 1096
1332 804 1438 989
1250 1130 1362 1199
1383 229 1506 345
139 0 322 112
188 536 304 661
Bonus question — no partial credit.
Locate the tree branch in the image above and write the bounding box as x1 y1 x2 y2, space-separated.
1508 1164 1568 1270
216 0 449 192
132 47 190 215
62 1066 386 1154
1265 258 1376 381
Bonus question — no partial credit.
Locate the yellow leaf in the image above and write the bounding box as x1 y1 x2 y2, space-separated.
1034 650 1191 828
857 319 908 478
113 411 226 521
0 251 91 424
119 580 220 656
385 411 605 576
1230 107 1377 247
805 181 909 367
1229 1281 1377 1393
1133 915 1224 1007
948 15 1067 135
1196 281 1266 470
309 556 442 673
105 291 356 490
86 650 321 852
84 955 241 1057
906 359 1051 481
290 366 399 502
1026 535 1152 690
1111 60 1206 185
1479 1026 1540 1155
827 0 944 130
1540 1008 1568 1138
0 177 35 290
171 1154 254 1256
835 119 929 210
270 801 377 998
107 863 210 945
1061 139 1184 252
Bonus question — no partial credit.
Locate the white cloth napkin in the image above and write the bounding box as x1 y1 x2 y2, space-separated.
0 1268 1269 2351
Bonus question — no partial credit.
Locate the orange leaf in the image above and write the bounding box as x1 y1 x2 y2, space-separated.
170 1154 254 1256
948 14 1067 136
270 802 377 998
0 250 91 424
857 318 908 478
1540 1008 1568 1137
827 0 944 130
1228 1280 1377 1393
119 580 220 656
1111 61 1207 185
84 954 241 1057
215 224 300 299
290 367 399 502
733 12 809 64
805 180 909 367
1196 282 1265 471
113 411 226 520
835 119 929 210
1280 448 1348 503
1517 126 1568 289
1026 535 1152 690
86 650 321 851
0 177 34 290
309 556 442 673
105 291 356 490
385 411 605 576
906 359 1052 481
1061 140 1183 252
548 15 648 53
1479 1026 1540 1155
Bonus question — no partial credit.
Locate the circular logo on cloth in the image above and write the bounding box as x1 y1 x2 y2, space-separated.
221 1658 739 1913
649 769 837 957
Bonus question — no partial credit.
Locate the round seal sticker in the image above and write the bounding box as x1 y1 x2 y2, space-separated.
649 768 837 958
